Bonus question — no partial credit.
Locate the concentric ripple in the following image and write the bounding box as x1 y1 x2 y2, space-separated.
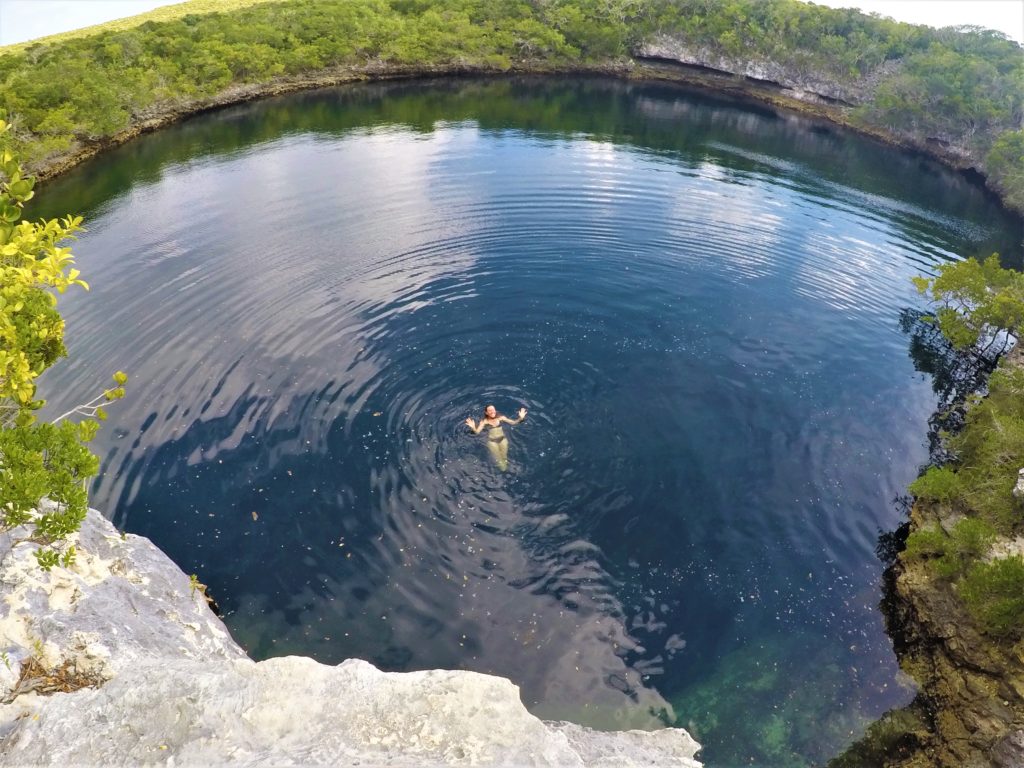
33 78 1022 766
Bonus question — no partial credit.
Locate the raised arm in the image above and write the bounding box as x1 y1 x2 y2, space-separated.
500 408 527 425
465 417 484 434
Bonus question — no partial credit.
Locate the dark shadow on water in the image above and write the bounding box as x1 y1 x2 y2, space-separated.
899 307 1002 464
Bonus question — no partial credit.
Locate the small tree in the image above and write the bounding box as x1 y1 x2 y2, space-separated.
0 119 125 570
912 253 1024 360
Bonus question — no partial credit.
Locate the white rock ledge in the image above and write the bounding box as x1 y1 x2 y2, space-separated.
0 509 701 766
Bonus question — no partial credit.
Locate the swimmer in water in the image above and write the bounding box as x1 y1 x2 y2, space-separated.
465 404 527 471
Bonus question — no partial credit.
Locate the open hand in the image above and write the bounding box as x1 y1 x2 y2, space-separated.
518 408 527 420
465 417 476 429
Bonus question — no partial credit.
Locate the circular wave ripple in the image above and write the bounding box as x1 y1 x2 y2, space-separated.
34 83 1020 756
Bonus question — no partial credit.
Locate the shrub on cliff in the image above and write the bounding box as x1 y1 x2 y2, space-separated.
908 465 960 504
903 360 1024 536
944 364 1024 531
909 257 1024 640
0 120 124 569
912 253 1024 356
987 130 1024 213
959 555 1024 638
910 256 1024 532
904 518 997 578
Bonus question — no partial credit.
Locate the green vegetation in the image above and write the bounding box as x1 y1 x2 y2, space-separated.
908 355 1024 634
909 255 1024 636
0 0 1020 207
907 465 960 504
940 364 1024 530
912 255 1024 529
903 518 997 578
827 706 928 768
0 0 280 56
987 130 1024 213
912 254 1024 354
959 555 1024 638
0 121 124 568
646 0 997 84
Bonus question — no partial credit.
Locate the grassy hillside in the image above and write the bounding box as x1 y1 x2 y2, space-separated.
0 0 1021 208
0 0 279 56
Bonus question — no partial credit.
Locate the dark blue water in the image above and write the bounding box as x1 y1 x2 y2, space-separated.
33 78 1022 766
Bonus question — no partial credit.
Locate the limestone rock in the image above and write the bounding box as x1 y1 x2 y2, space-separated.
635 35 888 105
0 656 702 766
0 510 702 766
1012 468 1024 501
993 729 1024 768
0 503 246 699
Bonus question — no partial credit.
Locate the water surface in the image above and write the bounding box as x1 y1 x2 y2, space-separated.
33 78 1022 767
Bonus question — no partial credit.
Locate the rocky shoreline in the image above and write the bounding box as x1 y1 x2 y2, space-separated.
831 352 1024 768
884 513 1024 768
830 513 1024 768
23 53 1020 223
0 507 702 766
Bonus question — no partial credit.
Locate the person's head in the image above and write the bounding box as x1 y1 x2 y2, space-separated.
484 405 497 419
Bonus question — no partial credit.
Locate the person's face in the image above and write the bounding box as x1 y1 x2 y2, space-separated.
485 405 497 418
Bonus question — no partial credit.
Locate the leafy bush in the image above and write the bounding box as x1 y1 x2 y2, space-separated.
904 518 996 578
946 363 1024 530
959 556 1024 638
987 130 1024 213
911 254 1024 354
952 517 1000 558
903 525 947 559
0 120 125 568
908 226 1024 639
909 256 1024 536
908 466 960 503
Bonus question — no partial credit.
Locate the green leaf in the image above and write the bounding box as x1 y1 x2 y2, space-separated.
910 275 931 294
33 549 60 571
8 179 32 199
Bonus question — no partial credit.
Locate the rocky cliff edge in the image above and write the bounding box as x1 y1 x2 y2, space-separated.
0 507 701 767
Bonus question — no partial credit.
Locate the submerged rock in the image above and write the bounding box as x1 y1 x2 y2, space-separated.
0 509 701 767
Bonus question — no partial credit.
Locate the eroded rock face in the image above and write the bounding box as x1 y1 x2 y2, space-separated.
633 35 986 171
0 510 702 767
881 503 1024 768
635 35 891 105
